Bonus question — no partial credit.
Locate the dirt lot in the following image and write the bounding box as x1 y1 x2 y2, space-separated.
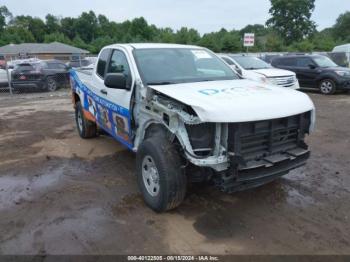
0 90 349 255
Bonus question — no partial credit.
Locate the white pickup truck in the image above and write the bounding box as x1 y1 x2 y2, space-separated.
219 54 300 89
70 43 315 212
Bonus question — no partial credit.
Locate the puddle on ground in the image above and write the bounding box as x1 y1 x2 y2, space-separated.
0 168 61 210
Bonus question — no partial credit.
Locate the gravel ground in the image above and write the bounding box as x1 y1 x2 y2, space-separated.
0 90 349 255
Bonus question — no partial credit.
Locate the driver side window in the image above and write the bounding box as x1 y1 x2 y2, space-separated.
107 50 132 88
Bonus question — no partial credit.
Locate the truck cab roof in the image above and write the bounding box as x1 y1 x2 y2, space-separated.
103 43 203 50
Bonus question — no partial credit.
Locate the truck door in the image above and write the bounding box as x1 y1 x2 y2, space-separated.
90 48 135 148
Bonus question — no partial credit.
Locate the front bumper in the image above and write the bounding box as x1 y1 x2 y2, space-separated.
214 148 310 193
11 80 45 90
339 78 350 89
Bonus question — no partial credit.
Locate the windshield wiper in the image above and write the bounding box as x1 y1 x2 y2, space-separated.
147 81 175 85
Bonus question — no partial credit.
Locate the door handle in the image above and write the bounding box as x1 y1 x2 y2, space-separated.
100 89 108 95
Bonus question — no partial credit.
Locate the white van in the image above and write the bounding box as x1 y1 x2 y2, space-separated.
332 44 350 68
333 44 350 53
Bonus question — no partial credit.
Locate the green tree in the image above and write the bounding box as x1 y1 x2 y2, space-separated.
266 0 316 43
198 33 220 52
0 5 12 31
333 12 350 42
72 35 91 51
128 17 154 41
154 28 175 43
288 39 314 52
45 14 60 34
29 18 46 42
74 11 98 42
311 29 337 51
90 36 114 53
220 31 241 52
175 27 200 45
44 32 71 44
265 32 284 51
0 26 35 44
240 24 267 37
61 17 77 40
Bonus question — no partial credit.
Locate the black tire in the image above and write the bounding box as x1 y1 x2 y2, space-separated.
136 136 187 212
46 77 58 92
319 79 336 95
75 102 97 139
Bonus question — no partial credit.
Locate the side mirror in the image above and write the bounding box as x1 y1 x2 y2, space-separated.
308 64 316 69
104 73 128 90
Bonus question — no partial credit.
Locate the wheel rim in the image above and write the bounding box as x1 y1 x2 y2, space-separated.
320 81 333 94
47 79 57 91
77 110 83 132
142 155 160 197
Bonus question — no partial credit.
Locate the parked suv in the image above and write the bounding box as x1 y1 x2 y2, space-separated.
220 54 300 89
272 55 350 94
11 60 69 92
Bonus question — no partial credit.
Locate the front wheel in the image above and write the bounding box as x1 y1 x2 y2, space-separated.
136 136 187 212
319 79 336 95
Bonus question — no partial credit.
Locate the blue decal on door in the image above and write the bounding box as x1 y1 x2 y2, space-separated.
70 70 133 150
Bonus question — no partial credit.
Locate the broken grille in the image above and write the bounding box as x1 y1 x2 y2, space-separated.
228 112 311 162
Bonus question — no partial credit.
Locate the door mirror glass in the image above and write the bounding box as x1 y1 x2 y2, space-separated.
104 73 128 90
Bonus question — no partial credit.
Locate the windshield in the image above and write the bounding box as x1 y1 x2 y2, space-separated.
134 48 238 85
313 56 338 68
230 56 272 70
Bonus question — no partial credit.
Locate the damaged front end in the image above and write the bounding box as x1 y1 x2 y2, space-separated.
135 92 312 193
184 111 312 192
214 112 311 192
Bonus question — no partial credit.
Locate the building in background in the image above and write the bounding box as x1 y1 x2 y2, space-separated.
0 42 89 62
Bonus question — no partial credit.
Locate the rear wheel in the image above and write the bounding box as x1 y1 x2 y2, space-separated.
75 102 97 138
46 77 58 92
136 136 187 212
319 79 336 95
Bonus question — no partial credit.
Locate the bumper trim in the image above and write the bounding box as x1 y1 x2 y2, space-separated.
214 149 310 193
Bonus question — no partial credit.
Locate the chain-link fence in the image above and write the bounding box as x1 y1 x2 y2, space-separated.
0 55 97 96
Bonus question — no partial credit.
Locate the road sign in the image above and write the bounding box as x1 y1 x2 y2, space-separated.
244 33 255 47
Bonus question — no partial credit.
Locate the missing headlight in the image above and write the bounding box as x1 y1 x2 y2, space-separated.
185 123 215 156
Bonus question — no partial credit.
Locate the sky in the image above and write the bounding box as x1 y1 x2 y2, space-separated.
1 0 349 34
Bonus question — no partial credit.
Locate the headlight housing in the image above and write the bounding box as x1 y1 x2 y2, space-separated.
258 76 268 83
335 71 350 77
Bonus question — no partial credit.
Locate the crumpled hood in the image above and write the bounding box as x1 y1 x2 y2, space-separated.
252 68 296 77
150 79 315 123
